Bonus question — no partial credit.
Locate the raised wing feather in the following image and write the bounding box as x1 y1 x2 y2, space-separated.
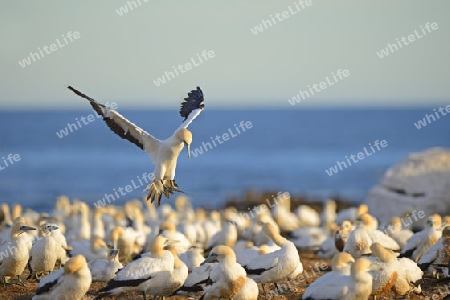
67 86 160 161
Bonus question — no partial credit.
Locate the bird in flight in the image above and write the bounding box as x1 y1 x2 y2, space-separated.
67 86 205 206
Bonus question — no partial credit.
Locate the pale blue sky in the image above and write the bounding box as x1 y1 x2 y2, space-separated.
1 1 449 109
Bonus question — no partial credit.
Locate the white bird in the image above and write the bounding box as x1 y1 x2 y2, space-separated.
200 245 248 299
400 214 443 262
88 249 123 282
0 218 36 285
179 246 205 272
344 213 399 258
244 222 301 295
68 85 205 206
159 220 191 254
418 226 450 276
28 224 60 280
146 242 188 299
302 257 378 300
303 252 355 299
33 254 92 300
96 235 175 299
205 221 237 254
236 244 273 267
386 216 413 249
369 242 423 297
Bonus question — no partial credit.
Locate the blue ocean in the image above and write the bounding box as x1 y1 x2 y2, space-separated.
0 108 449 212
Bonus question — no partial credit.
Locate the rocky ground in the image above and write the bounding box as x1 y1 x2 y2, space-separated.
1 250 449 300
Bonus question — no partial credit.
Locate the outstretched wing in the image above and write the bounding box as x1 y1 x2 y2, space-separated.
67 86 160 160
178 86 205 130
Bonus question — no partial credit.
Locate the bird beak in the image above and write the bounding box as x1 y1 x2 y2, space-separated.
49 225 59 231
19 225 36 232
166 239 180 246
203 253 218 264
110 249 119 259
185 142 190 159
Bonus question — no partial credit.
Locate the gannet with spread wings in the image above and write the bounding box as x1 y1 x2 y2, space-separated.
67 86 204 206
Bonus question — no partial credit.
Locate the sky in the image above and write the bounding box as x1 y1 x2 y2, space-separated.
1 1 449 109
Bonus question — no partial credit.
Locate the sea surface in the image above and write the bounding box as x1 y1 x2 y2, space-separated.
0 108 449 212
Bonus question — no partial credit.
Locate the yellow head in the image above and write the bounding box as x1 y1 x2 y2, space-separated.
204 245 235 263
176 128 193 159
64 255 87 274
332 252 355 270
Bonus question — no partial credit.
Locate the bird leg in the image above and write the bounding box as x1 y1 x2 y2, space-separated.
261 283 267 295
142 291 147 300
16 275 26 286
3 276 12 287
163 180 186 194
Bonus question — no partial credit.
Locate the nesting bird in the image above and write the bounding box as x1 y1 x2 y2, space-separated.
68 85 205 206
88 249 123 282
418 226 450 276
0 217 36 286
96 235 175 299
303 252 355 299
400 214 443 262
369 243 422 298
198 245 248 299
244 222 301 294
303 257 378 300
33 254 92 300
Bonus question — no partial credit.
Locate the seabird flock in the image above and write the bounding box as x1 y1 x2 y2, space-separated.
0 89 448 299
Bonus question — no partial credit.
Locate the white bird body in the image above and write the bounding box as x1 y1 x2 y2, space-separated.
33 255 92 300
146 244 188 297
88 249 123 282
202 246 247 300
303 258 376 300
206 221 237 252
369 243 423 297
291 226 328 249
98 236 175 298
234 277 259 300
68 86 205 206
49 224 71 266
343 228 372 258
29 225 60 277
0 219 36 283
400 214 443 262
418 226 450 273
303 253 355 299
179 247 204 272
244 223 301 285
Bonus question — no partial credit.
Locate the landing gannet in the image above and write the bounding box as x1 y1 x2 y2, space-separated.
28 224 60 280
418 226 450 275
244 222 301 294
88 249 123 282
68 86 205 206
400 214 442 262
0 218 36 286
33 254 92 300
302 257 378 300
302 252 355 299
96 235 175 299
